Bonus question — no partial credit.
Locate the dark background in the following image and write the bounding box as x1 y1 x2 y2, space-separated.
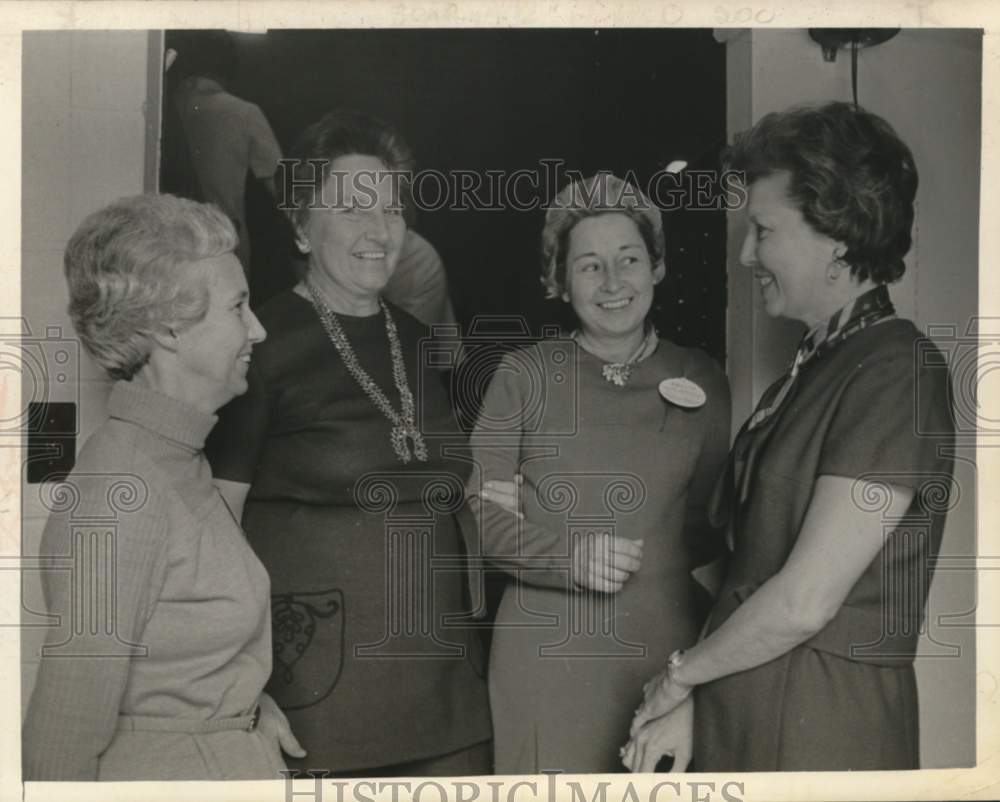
161 28 727 360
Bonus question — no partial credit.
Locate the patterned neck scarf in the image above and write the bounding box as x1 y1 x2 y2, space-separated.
712 284 897 548
745 285 896 431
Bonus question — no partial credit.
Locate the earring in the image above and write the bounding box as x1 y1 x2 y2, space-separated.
296 235 311 254
827 249 848 282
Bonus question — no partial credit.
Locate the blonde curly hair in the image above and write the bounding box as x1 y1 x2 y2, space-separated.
540 172 665 300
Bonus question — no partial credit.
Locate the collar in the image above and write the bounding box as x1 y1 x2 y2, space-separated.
176 76 226 95
107 381 218 451
743 285 895 434
796 284 895 373
572 324 659 364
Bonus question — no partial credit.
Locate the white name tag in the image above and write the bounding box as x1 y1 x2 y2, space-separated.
658 377 706 408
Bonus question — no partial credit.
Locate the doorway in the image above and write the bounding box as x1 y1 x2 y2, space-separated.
160 28 728 359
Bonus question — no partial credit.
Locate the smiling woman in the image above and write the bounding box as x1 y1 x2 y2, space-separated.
740 171 873 327
22 194 298 781
625 102 955 774
168 254 266 409
293 152 408 315
466 173 731 772
206 109 492 777
564 213 665 359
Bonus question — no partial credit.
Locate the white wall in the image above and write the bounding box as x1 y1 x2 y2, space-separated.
724 28 981 768
20 30 156 709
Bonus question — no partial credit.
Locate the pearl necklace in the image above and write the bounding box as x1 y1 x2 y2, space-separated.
305 281 428 464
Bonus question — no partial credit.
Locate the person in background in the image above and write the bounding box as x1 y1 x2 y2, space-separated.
168 30 283 274
468 173 730 773
624 101 955 773
206 109 492 777
23 194 303 780
383 229 458 328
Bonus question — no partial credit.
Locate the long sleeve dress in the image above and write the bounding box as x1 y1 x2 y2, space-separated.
23 381 283 780
466 337 730 773
206 291 491 774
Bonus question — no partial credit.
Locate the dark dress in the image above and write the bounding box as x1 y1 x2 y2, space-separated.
207 290 491 774
467 338 730 773
694 319 955 771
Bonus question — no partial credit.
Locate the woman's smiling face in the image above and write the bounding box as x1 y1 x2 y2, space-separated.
301 153 407 311
563 212 664 344
739 170 844 328
172 253 266 412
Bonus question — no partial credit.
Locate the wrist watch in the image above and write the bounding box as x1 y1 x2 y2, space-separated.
665 648 692 694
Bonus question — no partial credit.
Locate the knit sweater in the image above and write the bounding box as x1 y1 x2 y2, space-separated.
23 380 277 780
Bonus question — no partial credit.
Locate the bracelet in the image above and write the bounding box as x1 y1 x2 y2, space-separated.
664 648 693 697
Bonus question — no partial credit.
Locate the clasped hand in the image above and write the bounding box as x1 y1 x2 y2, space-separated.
630 665 692 737
621 695 693 773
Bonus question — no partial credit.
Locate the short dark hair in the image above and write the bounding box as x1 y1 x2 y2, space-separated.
167 30 238 86
282 109 415 231
725 101 918 285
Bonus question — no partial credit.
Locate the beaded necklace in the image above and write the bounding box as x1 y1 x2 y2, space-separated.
305 281 429 464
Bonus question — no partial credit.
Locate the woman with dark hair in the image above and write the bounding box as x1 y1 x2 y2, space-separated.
624 101 955 772
206 109 491 776
468 173 730 772
23 194 302 779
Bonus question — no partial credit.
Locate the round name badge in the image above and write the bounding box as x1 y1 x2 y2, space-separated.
658 377 707 408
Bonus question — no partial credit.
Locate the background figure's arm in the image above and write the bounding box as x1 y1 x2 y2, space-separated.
383 230 456 328
246 101 282 193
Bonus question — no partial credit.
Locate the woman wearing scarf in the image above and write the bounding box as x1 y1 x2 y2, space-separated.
624 102 955 772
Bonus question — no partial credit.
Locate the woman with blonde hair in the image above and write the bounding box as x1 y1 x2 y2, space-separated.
24 193 302 780
468 172 730 772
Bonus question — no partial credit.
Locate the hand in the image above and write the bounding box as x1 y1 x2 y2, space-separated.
477 474 524 520
572 532 643 593
629 666 692 737
257 692 307 759
621 695 693 773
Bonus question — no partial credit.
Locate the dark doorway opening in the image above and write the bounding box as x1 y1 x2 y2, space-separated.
160 28 727 360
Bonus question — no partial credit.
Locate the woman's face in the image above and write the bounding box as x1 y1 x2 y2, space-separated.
300 153 407 310
563 213 664 343
739 171 844 328
173 253 266 411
